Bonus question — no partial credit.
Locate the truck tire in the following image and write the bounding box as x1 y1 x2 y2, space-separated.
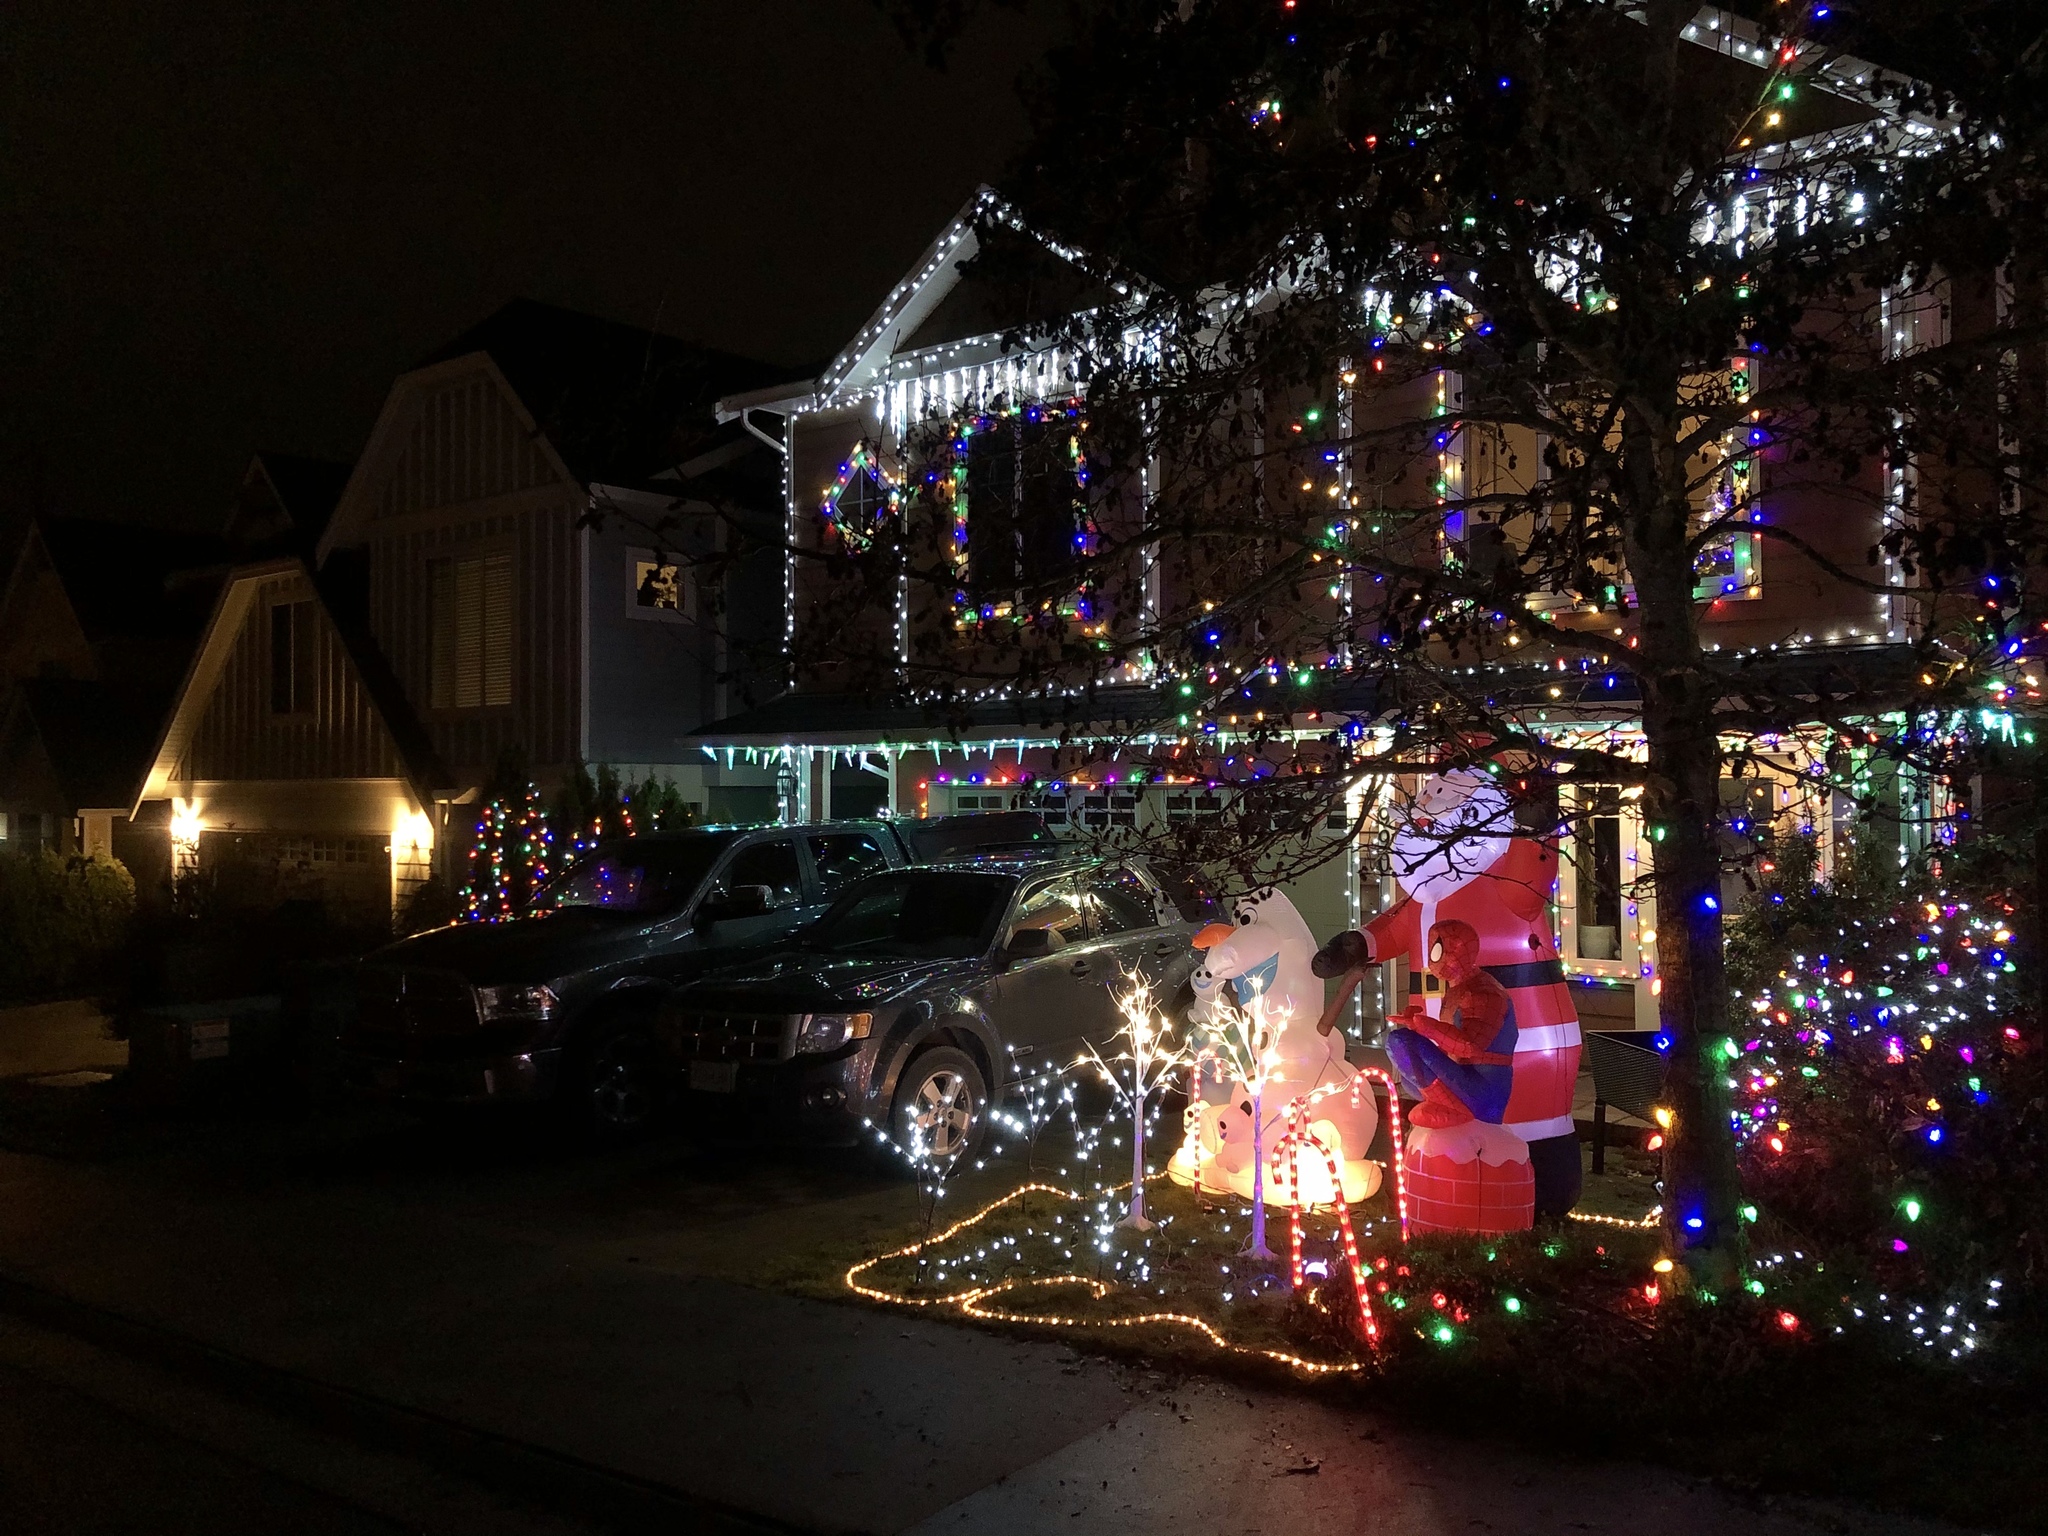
887 1045 988 1166
564 1009 666 1142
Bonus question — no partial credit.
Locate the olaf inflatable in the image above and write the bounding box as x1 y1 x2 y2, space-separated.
1167 888 1380 1207
1312 768 1584 1217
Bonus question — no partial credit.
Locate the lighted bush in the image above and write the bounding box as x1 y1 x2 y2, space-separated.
0 850 137 1000
1725 835 2045 1345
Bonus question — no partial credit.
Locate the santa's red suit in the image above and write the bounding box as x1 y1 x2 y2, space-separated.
1354 837 1584 1215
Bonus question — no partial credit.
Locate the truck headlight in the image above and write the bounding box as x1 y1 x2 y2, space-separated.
795 1012 873 1054
476 984 559 1021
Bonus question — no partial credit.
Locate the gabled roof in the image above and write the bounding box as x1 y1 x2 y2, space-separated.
413 298 792 486
320 300 792 562
134 556 444 813
30 517 228 646
6 678 169 812
813 188 1117 406
227 452 352 558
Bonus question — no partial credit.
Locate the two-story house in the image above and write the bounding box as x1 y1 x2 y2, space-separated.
134 299 794 922
695 110 1966 1042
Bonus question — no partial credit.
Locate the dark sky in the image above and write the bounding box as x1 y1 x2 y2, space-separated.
1 1 1057 536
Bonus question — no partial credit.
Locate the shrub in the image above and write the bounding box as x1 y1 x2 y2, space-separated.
1726 833 2046 1353
0 850 137 1001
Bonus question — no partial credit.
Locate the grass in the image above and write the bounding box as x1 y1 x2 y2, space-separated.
716 1122 2048 1534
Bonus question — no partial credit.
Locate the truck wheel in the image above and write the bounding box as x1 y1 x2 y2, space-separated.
567 1014 665 1141
888 1046 987 1166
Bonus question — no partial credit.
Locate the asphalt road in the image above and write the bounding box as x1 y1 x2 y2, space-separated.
0 1057 1974 1536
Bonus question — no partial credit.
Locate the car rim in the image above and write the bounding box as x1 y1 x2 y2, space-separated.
593 1042 652 1128
911 1069 975 1158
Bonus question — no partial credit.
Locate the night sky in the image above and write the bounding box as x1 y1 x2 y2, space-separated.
2 2 1056 538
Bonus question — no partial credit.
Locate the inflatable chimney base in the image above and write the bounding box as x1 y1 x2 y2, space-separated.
1406 1120 1535 1236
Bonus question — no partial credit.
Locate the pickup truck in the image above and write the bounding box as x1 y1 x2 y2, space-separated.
340 813 1052 1135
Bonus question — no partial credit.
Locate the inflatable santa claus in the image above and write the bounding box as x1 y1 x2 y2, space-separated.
1312 768 1584 1217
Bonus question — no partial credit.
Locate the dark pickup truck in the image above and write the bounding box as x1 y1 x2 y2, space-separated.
341 813 1052 1135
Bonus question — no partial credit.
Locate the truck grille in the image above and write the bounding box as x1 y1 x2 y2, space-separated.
669 1013 796 1064
351 966 480 1055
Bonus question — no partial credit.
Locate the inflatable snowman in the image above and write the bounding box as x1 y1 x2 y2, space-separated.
1312 768 1583 1216
1168 888 1380 1207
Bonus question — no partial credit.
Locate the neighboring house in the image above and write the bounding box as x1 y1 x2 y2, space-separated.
135 299 795 923
0 517 226 891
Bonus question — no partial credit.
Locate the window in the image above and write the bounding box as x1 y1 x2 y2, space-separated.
1574 787 1624 961
1084 867 1159 936
631 552 684 616
1080 791 1138 828
964 413 1083 598
1009 877 1088 948
1151 861 1223 923
807 832 890 896
268 600 316 715
809 871 1012 958
429 553 513 710
720 839 804 910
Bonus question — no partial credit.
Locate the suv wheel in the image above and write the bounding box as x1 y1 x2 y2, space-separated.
571 1017 664 1141
889 1046 987 1165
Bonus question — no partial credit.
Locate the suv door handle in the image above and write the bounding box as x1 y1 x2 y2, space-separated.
1152 940 1178 957
1068 959 1092 978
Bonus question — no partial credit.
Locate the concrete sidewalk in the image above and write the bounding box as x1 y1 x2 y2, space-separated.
0 1116 1966 1535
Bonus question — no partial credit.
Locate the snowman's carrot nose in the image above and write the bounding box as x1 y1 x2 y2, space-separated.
1191 922 1236 950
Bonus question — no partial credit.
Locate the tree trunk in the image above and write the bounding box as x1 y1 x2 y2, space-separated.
1630 491 1748 1292
1640 703 1746 1293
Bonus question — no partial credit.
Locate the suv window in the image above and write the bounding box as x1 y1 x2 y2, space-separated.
1009 877 1088 949
1150 861 1223 923
719 839 805 910
807 831 890 895
1083 867 1159 936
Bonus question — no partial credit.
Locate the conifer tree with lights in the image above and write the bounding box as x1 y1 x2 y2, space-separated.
835 0 2048 1294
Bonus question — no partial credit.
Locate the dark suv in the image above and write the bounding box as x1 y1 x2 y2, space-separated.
654 856 1221 1157
341 814 1051 1134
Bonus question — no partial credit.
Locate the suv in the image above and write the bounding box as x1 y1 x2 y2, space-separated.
341 814 1052 1134
654 856 1223 1157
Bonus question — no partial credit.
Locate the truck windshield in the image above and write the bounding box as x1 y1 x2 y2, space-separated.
532 835 735 916
806 870 1015 958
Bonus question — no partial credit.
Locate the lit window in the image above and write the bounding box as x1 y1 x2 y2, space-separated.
631 553 685 616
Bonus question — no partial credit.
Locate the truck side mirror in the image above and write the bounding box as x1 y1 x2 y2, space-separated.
696 884 773 927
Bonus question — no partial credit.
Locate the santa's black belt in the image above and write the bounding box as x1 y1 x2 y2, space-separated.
1482 960 1566 989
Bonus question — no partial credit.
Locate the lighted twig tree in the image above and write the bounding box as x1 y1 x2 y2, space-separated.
1081 973 1193 1229
1192 992 1286 1261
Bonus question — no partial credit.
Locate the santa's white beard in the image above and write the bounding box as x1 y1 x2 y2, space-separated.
1390 826 1510 907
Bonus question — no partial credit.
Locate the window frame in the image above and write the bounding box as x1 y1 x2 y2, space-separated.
427 549 515 712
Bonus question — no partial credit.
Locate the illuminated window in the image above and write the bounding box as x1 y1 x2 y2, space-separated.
1574 787 1624 961
632 552 684 616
